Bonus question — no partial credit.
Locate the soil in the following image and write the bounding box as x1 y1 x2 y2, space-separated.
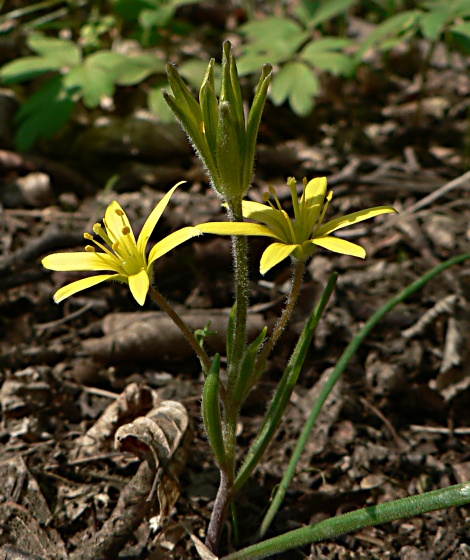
0 22 470 560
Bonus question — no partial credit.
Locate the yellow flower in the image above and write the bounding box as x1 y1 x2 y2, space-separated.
42 182 201 306
197 177 397 274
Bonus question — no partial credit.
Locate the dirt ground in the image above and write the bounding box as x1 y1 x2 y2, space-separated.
1 27 470 560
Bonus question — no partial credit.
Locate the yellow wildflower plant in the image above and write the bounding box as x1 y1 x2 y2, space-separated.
42 182 201 306
197 177 397 274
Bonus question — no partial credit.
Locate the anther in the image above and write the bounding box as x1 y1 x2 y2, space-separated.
85 245 95 252
84 233 93 240
122 226 130 235
115 209 124 216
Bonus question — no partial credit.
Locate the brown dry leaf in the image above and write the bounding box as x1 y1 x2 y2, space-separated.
70 399 191 559
0 456 67 559
70 382 155 459
190 535 219 560
115 400 191 518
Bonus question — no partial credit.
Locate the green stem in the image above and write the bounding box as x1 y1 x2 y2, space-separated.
148 286 211 373
227 197 249 392
233 272 338 496
259 252 470 537
221 481 470 560
254 259 305 381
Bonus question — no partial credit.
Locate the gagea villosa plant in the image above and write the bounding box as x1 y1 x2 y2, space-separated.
42 42 470 559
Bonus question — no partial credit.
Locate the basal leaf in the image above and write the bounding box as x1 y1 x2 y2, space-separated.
14 75 74 152
355 10 421 61
295 0 355 28
0 57 63 83
27 34 81 67
419 8 449 40
270 61 318 116
305 52 356 77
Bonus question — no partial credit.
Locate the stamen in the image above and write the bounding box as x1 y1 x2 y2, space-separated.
288 177 300 222
115 209 124 217
85 245 95 252
262 192 270 202
112 242 120 251
122 226 130 235
314 190 333 233
84 233 93 240
93 223 113 247
268 186 283 212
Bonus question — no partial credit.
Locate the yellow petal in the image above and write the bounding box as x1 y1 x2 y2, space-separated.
42 252 120 272
304 177 327 206
242 201 292 241
304 177 327 229
53 274 119 303
128 268 150 306
311 236 366 258
260 242 298 274
137 181 186 255
148 226 201 265
197 221 282 240
316 206 397 236
105 201 136 245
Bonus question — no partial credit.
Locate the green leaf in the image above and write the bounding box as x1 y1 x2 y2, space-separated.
14 75 74 152
201 355 227 468
419 8 450 40
295 0 355 28
27 34 81 67
139 6 177 28
114 53 165 85
240 17 309 64
179 58 220 92
64 57 115 108
231 327 268 407
355 10 421 62
299 37 353 52
0 57 62 83
448 22 470 54
244 63 272 191
147 85 176 122
300 40 356 77
270 61 319 116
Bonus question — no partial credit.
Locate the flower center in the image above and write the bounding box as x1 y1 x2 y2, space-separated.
84 209 146 276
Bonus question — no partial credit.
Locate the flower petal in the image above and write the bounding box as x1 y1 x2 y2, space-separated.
42 252 120 272
105 201 136 245
304 177 327 206
197 221 282 240
316 206 397 236
311 236 366 258
303 177 327 227
241 201 291 241
148 226 201 265
128 268 150 306
53 274 120 303
260 242 298 274
137 181 186 255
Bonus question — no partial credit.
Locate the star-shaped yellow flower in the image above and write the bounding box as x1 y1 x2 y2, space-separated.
42 182 201 305
197 177 397 274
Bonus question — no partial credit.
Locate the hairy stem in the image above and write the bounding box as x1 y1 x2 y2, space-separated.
205 470 232 553
227 197 249 391
254 259 305 381
148 285 211 372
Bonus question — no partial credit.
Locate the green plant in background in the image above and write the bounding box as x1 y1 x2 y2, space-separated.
0 32 165 151
237 0 357 116
41 42 470 558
